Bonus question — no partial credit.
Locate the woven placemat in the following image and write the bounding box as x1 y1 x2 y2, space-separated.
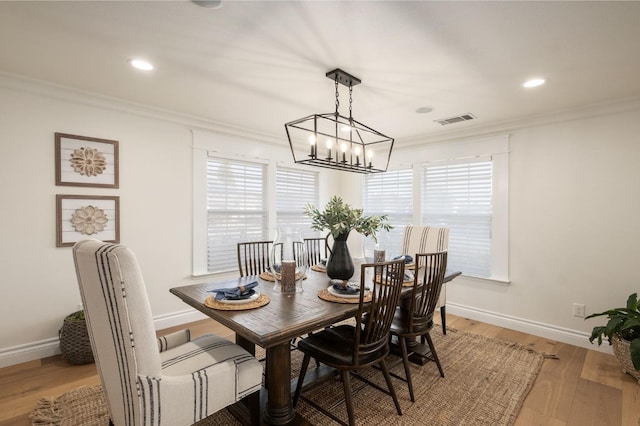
317 288 372 304
204 293 270 311
259 271 275 281
310 264 326 273
260 271 306 282
374 275 414 287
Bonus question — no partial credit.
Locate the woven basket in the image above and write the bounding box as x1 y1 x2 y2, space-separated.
59 311 94 365
612 334 640 384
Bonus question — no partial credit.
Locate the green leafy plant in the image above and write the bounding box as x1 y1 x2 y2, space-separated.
304 196 392 243
66 310 86 321
586 293 640 370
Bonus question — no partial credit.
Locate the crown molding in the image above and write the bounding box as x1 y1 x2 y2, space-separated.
398 95 640 149
0 71 284 146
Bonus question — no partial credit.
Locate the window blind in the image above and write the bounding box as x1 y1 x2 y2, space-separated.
422 159 492 277
276 167 319 238
207 158 267 272
363 169 413 257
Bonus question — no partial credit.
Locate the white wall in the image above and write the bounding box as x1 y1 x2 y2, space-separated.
390 108 640 348
1 75 639 366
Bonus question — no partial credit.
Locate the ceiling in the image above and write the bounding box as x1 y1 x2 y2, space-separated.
2 1 640 146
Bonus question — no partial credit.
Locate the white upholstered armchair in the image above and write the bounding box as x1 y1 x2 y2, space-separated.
72 239 263 426
400 225 450 334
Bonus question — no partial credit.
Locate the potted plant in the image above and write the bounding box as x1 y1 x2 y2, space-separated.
586 293 640 383
304 196 392 280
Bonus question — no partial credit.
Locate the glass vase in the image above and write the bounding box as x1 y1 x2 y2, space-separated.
270 227 308 293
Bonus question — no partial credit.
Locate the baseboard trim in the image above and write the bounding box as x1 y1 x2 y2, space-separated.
0 309 208 369
2 304 611 368
446 302 612 355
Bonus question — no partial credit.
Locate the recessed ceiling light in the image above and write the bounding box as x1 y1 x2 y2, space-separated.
523 78 545 88
128 59 154 71
416 106 433 114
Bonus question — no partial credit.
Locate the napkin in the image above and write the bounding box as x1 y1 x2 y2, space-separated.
211 281 258 301
332 281 361 295
392 255 414 264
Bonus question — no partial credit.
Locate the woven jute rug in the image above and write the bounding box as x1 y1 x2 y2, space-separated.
30 327 543 426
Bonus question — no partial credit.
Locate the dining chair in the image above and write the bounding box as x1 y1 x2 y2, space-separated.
401 225 449 333
390 251 448 402
292 259 405 426
304 237 328 266
237 240 273 277
73 239 263 426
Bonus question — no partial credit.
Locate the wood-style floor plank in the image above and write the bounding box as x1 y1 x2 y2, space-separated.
1 314 638 426
566 378 622 426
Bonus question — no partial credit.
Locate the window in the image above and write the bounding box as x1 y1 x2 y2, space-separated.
422 159 492 277
276 167 319 238
362 169 413 257
206 157 267 273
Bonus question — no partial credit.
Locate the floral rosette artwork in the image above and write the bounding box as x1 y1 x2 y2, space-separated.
70 147 106 177
70 205 109 235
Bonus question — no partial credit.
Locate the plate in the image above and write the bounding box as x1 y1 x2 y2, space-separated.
327 285 367 299
215 291 260 305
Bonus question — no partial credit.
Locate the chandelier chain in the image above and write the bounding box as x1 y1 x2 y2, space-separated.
334 77 340 115
349 84 353 120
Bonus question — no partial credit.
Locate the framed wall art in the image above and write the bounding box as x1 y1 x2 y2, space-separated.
55 133 119 188
56 195 120 247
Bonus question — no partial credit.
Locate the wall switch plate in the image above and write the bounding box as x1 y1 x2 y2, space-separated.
573 303 586 318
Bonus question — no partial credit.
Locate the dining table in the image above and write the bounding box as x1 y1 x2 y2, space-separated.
170 262 461 426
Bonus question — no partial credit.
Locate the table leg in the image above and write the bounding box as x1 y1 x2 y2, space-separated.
263 342 296 425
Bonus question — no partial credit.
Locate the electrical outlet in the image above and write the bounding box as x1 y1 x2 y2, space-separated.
573 303 585 318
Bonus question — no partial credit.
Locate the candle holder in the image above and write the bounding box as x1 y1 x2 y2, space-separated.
270 227 308 293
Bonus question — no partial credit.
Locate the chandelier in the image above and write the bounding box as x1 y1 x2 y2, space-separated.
285 69 394 174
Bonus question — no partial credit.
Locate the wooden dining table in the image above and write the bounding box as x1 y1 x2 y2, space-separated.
170 264 460 425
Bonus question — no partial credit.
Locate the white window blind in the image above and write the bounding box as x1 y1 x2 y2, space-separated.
276 167 319 238
207 158 267 273
422 158 492 277
363 169 413 257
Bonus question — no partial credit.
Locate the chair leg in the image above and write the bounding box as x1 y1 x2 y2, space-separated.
379 359 403 416
399 336 415 402
425 332 445 378
340 370 356 426
292 353 311 407
440 305 447 334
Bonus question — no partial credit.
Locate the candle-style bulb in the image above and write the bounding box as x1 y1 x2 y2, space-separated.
309 135 316 157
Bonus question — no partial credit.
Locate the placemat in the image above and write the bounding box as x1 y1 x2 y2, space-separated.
260 271 306 282
204 293 270 311
317 288 372 304
374 275 414 287
310 264 326 273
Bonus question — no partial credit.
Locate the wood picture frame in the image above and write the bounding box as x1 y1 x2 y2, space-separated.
55 133 119 188
56 194 120 247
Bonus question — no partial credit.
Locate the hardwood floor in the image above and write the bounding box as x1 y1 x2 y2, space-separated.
1 313 639 426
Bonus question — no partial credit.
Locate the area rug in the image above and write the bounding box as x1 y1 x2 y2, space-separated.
30 327 544 426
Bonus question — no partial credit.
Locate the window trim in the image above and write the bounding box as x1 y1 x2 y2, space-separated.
416 134 510 283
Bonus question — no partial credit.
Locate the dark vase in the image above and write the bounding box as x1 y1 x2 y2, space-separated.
325 231 355 281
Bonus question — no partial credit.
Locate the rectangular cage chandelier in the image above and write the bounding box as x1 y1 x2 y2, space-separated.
285 69 394 174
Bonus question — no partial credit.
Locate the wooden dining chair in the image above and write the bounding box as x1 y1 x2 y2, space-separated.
237 240 273 277
293 259 405 426
401 225 449 333
390 251 448 402
304 237 328 266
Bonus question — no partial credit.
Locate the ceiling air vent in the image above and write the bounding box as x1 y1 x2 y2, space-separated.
434 113 476 126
